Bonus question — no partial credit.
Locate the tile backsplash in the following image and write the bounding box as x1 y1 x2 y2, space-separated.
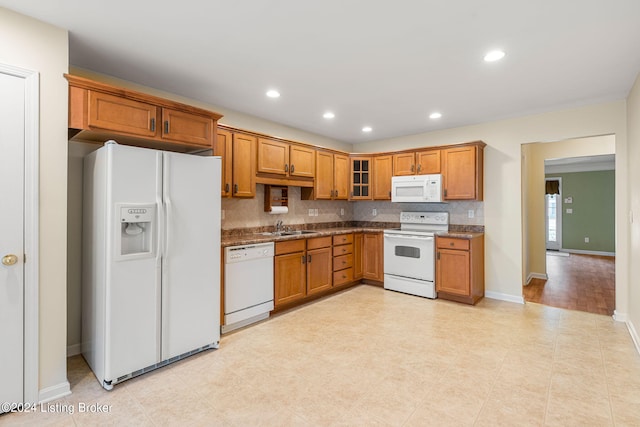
222 184 484 230
221 185 353 229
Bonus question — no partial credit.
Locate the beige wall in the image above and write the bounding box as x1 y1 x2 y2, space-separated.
522 135 615 279
357 100 628 304
0 8 69 397
68 67 352 153
627 73 640 344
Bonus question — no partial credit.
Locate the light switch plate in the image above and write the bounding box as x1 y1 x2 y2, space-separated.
566 208 573 214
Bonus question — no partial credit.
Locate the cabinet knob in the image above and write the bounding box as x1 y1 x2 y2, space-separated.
450 242 454 246
150 117 156 132
411 164 415 172
290 164 295 173
285 164 289 173
164 120 170 134
225 183 230 193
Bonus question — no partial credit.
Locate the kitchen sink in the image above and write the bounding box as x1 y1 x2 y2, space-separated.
281 230 317 236
258 230 317 236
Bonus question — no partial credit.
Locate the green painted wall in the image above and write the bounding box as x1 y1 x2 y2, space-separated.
546 170 615 253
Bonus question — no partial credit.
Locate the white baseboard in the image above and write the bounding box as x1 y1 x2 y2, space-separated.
67 343 82 357
560 249 615 257
627 319 640 356
613 310 627 322
39 381 71 404
525 272 547 285
485 291 525 304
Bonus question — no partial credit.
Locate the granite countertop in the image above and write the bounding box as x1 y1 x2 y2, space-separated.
221 222 484 247
436 231 484 239
221 225 389 248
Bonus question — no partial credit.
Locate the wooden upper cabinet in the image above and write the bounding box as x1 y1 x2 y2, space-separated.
311 151 349 200
442 144 484 200
257 138 316 183
258 138 289 175
393 149 440 176
416 149 441 174
232 132 257 198
350 156 372 200
314 150 335 199
67 74 222 151
215 129 233 197
88 91 157 138
372 155 393 200
289 145 315 178
160 108 213 147
333 154 350 200
393 152 416 176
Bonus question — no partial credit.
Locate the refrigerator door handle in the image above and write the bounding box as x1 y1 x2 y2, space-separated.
156 152 164 362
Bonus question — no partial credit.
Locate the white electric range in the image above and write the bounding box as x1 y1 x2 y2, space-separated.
383 211 449 298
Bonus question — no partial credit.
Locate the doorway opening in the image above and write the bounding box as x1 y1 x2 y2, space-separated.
522 138 616 316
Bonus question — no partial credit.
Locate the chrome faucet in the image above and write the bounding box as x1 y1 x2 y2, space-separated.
275 220 284 233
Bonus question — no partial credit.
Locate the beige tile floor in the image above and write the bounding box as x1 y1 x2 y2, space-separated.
2 285 640 426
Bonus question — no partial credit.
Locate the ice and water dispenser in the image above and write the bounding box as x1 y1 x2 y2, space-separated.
118 204 155 258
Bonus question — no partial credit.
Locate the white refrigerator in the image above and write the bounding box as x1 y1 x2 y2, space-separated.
82 141 221 390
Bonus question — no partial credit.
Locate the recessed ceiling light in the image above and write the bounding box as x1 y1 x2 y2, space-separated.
484 50 505 62
362 126 372 133
323 112 335 119
266 89 280 98
429 112 442 119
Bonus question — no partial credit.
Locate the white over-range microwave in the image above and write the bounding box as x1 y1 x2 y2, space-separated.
391 174 443 203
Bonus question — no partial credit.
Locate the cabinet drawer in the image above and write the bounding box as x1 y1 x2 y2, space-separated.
437 237 470 251
307 236 331 250
275 239 306 255
333 254 353 271
332 243 353 256
333 267 354 286
332 234 353 245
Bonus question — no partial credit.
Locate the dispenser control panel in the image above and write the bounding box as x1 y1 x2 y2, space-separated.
121 207 154 223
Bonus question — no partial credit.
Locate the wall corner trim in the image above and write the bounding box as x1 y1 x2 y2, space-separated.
485 291 525 304
38 381 71 404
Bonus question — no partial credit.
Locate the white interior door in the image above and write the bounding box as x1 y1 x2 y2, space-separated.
0 71 25 408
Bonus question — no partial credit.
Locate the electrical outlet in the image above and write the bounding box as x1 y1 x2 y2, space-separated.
584 237 589 243
308 209 314 216
372 208 377 216
468 210 474 218
340 208 344 216
314 209 318 216
566 208 573 214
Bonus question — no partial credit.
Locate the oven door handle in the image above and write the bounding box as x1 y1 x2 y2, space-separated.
384 233 434 240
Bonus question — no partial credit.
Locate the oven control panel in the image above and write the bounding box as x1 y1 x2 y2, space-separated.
400 211 449 225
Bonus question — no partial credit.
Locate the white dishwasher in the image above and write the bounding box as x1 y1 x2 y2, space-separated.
222 242 274 333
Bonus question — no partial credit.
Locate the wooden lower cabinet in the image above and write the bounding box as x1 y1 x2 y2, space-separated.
436 235 484 305
275 237 333 307
362 232 384 281
274 240 306 307
306 237 332 295
332 234 354 286
353 233 364 279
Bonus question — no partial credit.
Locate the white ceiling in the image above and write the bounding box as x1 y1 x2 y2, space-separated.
2 0 640 144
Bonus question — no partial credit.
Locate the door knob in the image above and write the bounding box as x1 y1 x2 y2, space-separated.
2 254 18 266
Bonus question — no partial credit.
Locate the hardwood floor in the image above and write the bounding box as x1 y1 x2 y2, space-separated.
524 252 615 315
